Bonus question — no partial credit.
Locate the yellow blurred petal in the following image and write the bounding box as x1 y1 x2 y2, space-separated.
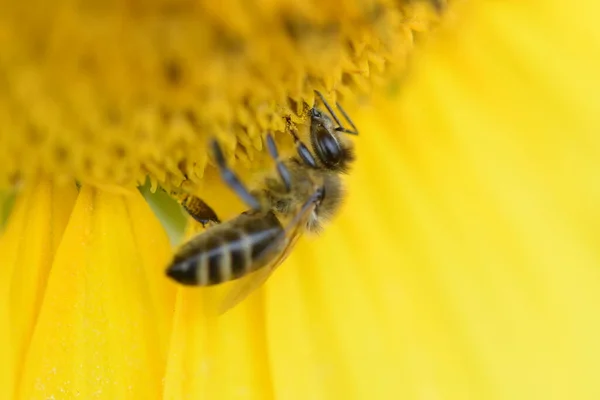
0 189 16 233
164 290 272 400
18 186 175 399
0 180 77 400
263 1 600 399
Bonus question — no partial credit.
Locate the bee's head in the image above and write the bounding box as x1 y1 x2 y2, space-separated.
309 107 356 174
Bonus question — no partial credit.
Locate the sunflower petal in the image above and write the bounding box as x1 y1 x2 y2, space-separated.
265 1 600 398
0 189 16 232
163 288 273 400
0 180 77 399
18 186 175 399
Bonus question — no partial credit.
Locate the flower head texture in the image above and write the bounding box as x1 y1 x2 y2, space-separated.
2 0 600 399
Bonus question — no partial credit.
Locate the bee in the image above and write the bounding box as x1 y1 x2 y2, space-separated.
166 90 359 312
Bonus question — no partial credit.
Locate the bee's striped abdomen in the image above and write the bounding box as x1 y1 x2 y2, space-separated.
166 211 284 286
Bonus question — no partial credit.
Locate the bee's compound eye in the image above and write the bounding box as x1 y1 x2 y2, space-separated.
315 128 343 167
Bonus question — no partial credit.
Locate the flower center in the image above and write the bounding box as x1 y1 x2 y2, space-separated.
0 0 443 194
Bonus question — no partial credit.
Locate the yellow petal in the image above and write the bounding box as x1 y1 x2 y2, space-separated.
0 180 77 400
164 290 272 400
0 190 15 233
263 1 600 399
18 186 175 399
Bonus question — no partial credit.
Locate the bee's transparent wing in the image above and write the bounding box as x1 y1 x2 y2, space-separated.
218 189 321 314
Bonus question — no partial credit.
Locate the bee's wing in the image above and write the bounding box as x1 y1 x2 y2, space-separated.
218 189 321 314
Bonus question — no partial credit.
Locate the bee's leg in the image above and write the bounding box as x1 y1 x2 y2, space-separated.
181 195 221 228
211 139 261 210
265 133 292 192
314 90 359 135
287 128 318 168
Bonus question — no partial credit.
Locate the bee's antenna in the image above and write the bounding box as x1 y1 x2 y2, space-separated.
334 101 359 135
314 90 359 135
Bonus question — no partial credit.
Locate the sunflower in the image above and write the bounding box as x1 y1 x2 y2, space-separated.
3 0 600 399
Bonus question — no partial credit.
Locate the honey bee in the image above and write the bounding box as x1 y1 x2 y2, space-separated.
166 90 359 312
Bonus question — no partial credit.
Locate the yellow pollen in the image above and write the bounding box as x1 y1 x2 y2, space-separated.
0 0 443 194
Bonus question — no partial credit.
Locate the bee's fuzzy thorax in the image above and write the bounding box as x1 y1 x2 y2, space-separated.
253 157 347 235
306 171 346 234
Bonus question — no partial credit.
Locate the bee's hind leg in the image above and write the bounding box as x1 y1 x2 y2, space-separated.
181 195 221 228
